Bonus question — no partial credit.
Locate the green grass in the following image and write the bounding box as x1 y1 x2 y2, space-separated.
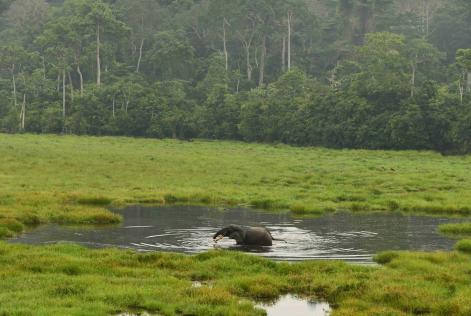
0 242 470 315
439 222 471 236
455 240 471 253
1 133 471 237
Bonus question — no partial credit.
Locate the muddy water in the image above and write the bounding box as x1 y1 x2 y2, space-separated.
10 205 462 263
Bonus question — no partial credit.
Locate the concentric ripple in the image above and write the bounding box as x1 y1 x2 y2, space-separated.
9 205 464 264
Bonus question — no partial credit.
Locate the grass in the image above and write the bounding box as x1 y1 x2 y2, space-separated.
455 240 471 253
1 133 471 237
0 242 470 315
439 222 471 236
2 134 471 314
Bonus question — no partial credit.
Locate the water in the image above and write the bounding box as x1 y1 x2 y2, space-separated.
10 205 462 264
257 295 331 316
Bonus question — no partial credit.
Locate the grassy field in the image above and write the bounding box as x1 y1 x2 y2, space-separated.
1 133 471 315
0 242 470 316
1 133 471 238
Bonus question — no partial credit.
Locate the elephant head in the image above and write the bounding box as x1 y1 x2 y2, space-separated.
213 224 246 244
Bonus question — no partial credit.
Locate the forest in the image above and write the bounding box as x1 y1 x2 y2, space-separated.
0 0 470 153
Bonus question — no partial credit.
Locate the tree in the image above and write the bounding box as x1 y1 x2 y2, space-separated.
406 38 443 97
143 31 195 80
456 49 471 96
3 0 48 42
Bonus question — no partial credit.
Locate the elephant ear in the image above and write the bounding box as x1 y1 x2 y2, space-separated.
228 229 245 244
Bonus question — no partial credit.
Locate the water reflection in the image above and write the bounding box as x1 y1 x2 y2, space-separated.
9 205 463 263
257 295 331 316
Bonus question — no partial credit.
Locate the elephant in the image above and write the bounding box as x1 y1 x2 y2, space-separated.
213 224 283 246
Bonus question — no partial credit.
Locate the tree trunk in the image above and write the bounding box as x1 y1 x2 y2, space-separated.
223 18 229 72
467 71 471 92
244 43 252 81
68 71 74 102
172 126 177 139
420 0 431 36
282 36 286 73
42 56 46 80
259 37 266 87
11 65 17 107
62 69 66 125
287 11 293 71
410 62 416 97
136 15 145 73
96 22 101 86
136 38 144 73
459 80 464 104
77 64 84 97
20 93 26 130
112 96 115 118
237 27 255 81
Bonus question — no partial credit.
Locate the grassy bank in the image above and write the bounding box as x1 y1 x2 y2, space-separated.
1 134 471 236
0 242 470 315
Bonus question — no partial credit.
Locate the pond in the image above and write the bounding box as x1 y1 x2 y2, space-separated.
10 205 463 264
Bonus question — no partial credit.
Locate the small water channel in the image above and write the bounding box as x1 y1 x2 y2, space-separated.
10 205 463 264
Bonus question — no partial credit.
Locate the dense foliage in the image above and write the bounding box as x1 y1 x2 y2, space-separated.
0 0 470 153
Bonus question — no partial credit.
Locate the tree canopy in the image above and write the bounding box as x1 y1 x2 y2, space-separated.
0 0 470 153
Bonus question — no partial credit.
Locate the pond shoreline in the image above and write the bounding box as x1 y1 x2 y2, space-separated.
9 205 465 264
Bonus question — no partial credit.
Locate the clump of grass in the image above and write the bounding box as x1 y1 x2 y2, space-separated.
251 199 276 209
455 240 471 253
51 207 122 225
0 218 24 233
374 251 400 264
290 203 307 214
349 203 371 212
134 197 164 204
335 195 367 202
75 195 113 206
0 227 13 238
439 223 471 236
17 213 42 226
409 205 471 216
164 194 189 204
386 200 400 211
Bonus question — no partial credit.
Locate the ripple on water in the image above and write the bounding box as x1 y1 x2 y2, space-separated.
8 205 465 263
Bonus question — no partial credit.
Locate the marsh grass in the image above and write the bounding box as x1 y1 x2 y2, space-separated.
2 134 471 237
455 240 471 253
0 243 470 315
74 195 113 206
439 222 471 236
